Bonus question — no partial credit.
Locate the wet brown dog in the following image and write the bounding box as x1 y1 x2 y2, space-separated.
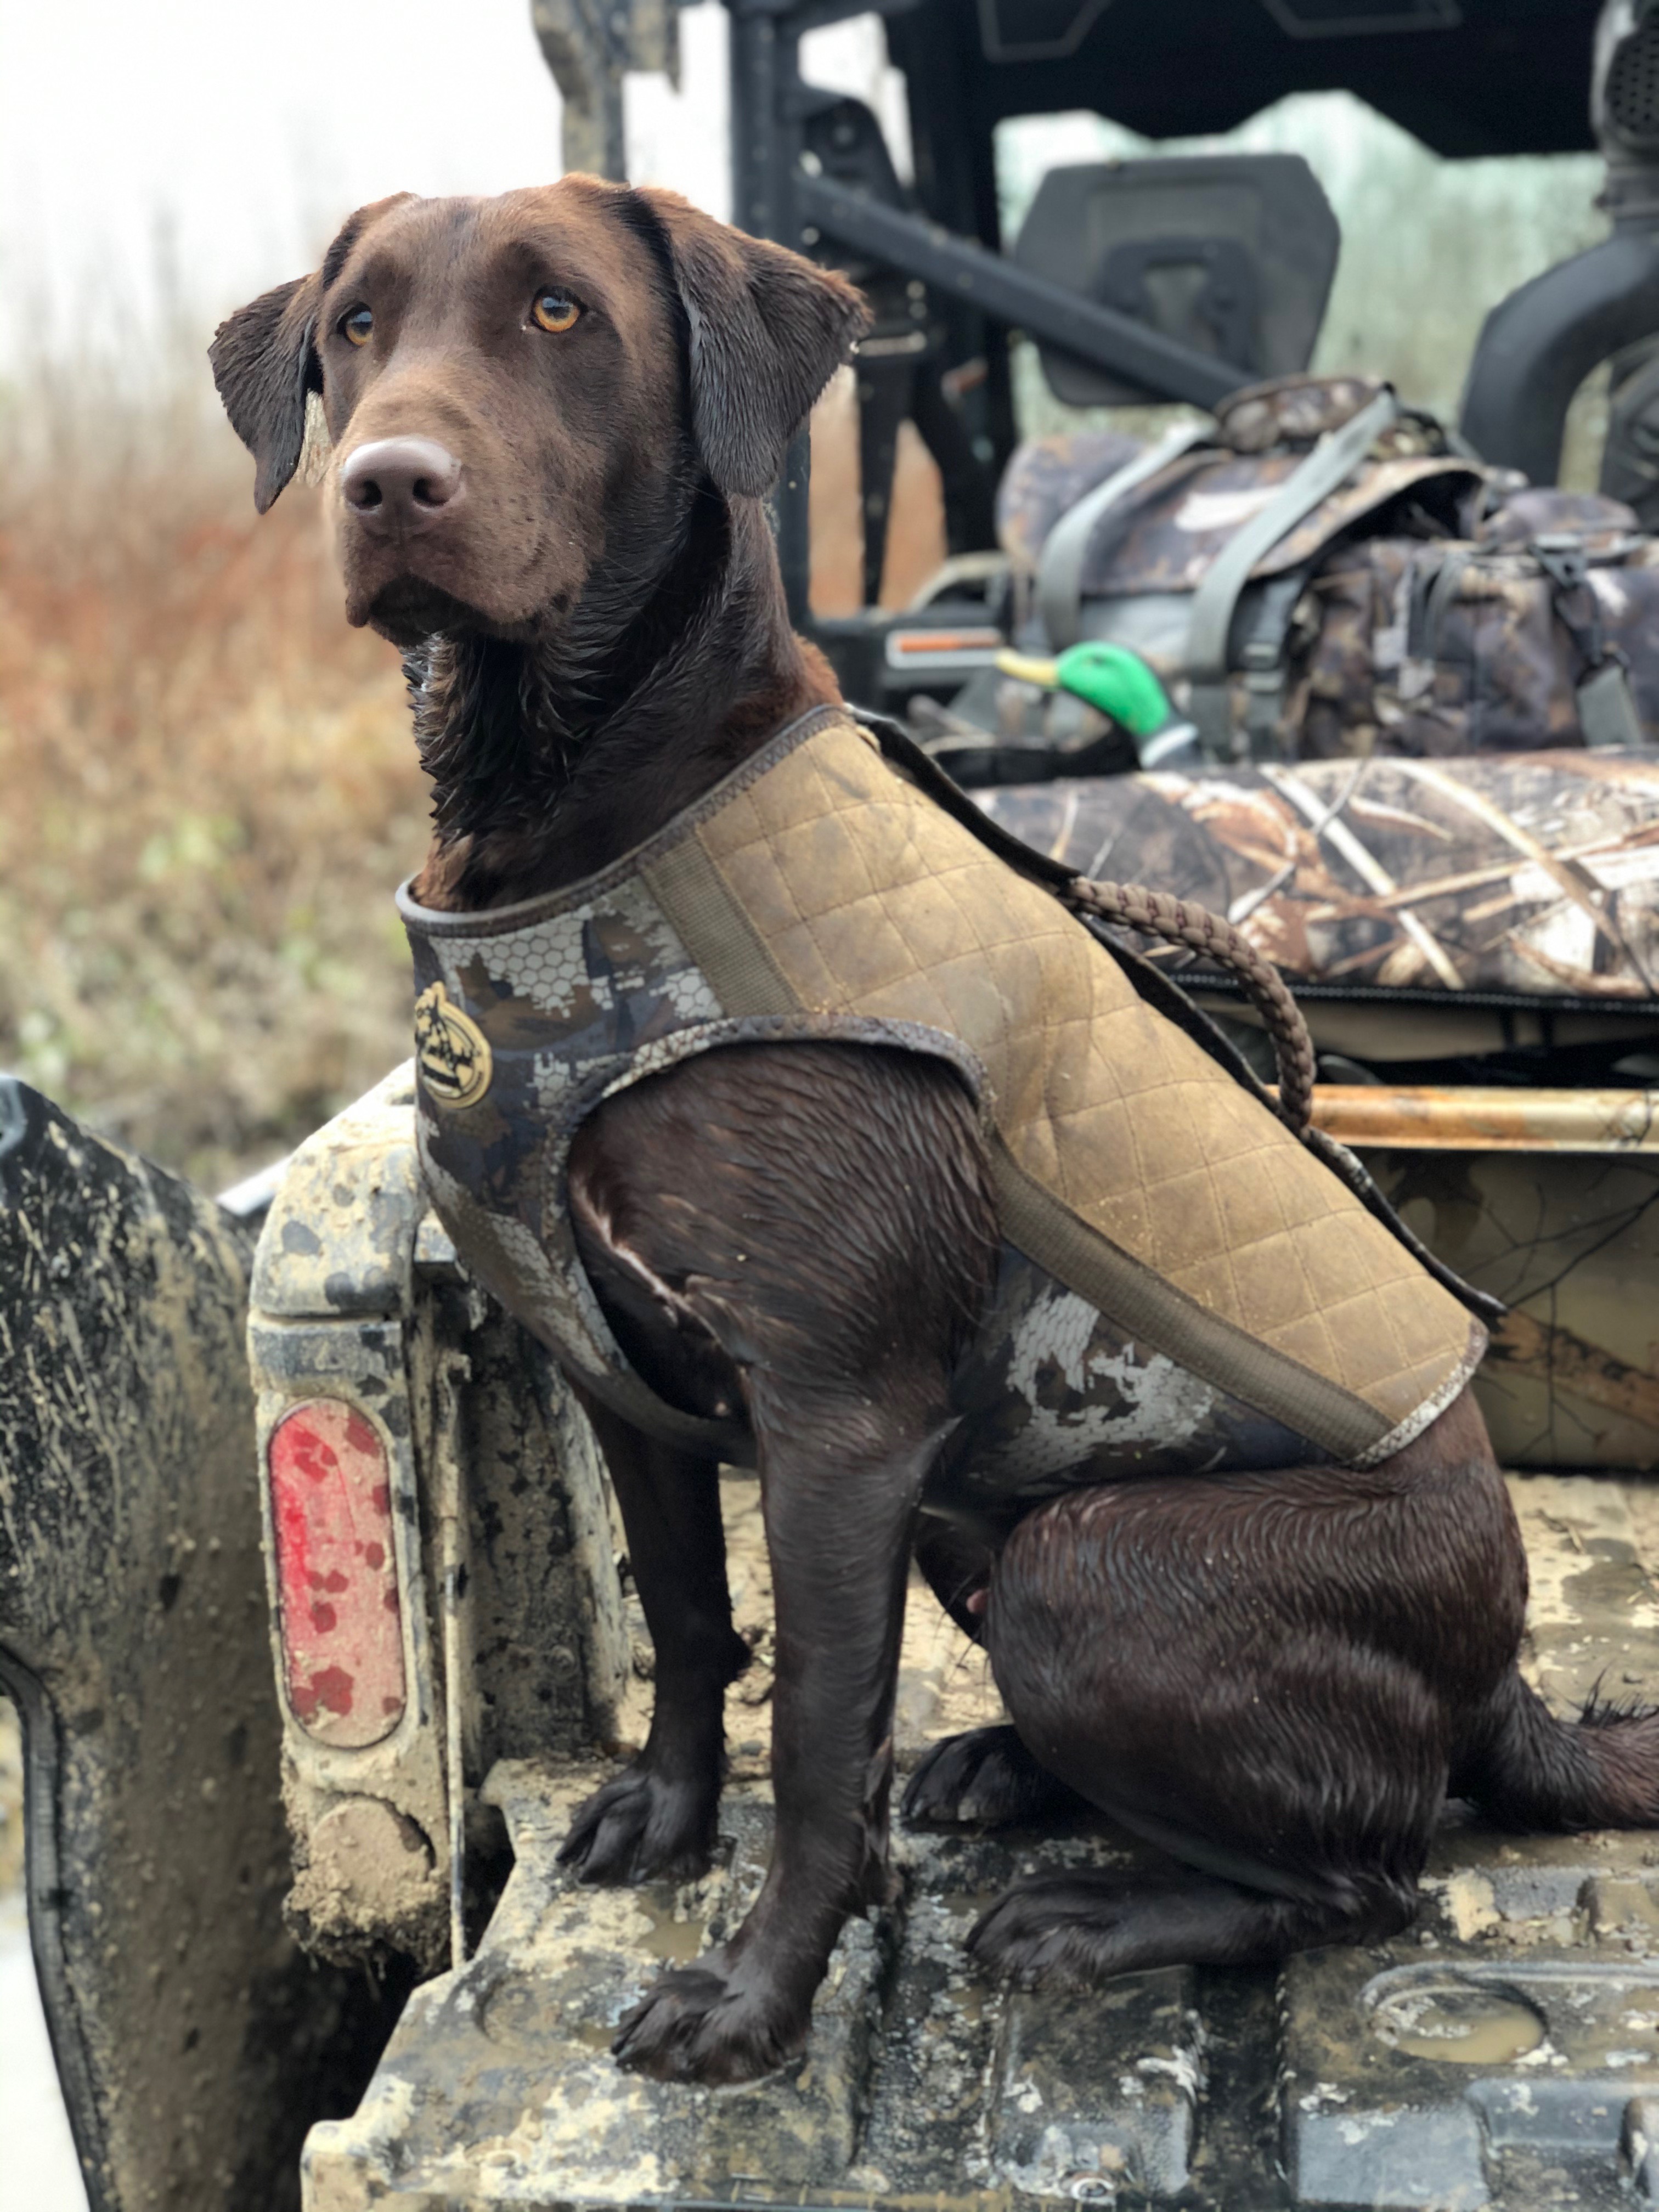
213 178 1659 2087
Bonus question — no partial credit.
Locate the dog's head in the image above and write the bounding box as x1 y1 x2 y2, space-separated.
210 178 867 647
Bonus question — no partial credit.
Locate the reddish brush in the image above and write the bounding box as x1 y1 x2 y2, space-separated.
0 388 428 1188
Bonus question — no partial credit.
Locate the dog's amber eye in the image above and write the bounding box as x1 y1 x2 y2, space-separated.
531 289 580 334
341 306 374 347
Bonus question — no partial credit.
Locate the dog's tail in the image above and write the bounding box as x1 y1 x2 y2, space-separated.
1459 1664 1659 1831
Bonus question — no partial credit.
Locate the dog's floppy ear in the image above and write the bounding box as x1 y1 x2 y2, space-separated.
210 194 414 514
210 273 324 514
636 188 870 499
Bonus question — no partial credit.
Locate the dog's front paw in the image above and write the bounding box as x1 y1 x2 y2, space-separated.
558 1762 718 1884
902 1725 1077 1830
612 1950 808 2084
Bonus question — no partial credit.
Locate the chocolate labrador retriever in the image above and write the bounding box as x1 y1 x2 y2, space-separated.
212 178 1659 2087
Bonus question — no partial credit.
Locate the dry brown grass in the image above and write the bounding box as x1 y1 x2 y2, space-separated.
1 381 446 1191
0 364 942 1192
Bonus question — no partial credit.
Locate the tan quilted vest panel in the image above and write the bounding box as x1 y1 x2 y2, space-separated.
648 715 1476 1449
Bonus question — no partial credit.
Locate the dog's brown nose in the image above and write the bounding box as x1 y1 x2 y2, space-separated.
339 438 463 534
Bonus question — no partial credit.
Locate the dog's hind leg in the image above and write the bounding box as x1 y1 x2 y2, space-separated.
558 1399 750 1883
905 1519 1085 1830
968 1435 1518 1985
967 1866 1403 1986
904 1724 1084 1830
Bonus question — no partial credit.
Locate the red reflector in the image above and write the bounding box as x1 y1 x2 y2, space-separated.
268 1400 406 1747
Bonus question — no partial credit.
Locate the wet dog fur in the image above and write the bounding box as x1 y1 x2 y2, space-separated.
213 176 1659 2087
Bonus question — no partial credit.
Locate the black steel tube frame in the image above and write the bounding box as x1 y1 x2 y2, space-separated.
1460 221 1659 486
798 173 1245 411
727 1 1244 633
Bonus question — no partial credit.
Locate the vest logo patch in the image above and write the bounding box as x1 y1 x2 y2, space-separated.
414 980 493 1109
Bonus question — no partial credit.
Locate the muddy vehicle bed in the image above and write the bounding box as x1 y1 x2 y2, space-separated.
253 1064 1659 2212
305 1486 1659 2212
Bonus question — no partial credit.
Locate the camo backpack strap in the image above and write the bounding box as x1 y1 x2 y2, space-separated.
1036 420 1214 651
1184 386 1400 759
1529 534 1645 749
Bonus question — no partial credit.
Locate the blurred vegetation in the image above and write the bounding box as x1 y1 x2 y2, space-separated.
0 360 427 1190
0 99 1632 1190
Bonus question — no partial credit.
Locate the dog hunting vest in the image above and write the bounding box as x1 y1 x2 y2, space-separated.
399 707 1483 1511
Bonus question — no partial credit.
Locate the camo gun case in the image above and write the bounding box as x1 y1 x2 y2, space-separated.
977 748 1659 1005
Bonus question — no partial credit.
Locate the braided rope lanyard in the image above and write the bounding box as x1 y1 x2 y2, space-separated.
1061 877 1318 1135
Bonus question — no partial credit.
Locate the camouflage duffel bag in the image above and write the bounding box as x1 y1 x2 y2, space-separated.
1004 374 1658 763
1284 490 1659 759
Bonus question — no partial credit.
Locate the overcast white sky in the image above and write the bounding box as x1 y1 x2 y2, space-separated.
0 0 1609 424
0 0 754 370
